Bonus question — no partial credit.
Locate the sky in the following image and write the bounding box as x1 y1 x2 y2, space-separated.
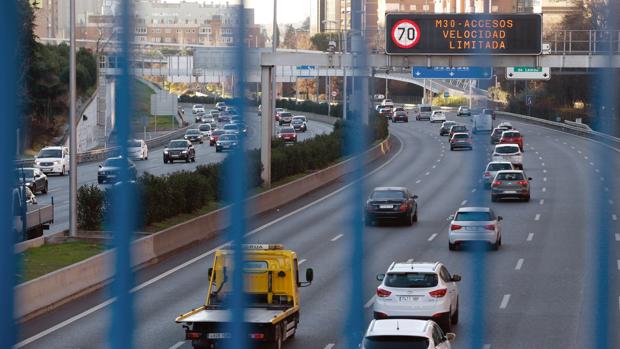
165 0 311 25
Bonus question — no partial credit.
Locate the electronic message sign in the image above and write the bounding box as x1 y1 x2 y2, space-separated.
385 13 542 55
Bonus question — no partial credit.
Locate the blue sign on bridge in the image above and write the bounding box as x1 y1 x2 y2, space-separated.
412 66 493 79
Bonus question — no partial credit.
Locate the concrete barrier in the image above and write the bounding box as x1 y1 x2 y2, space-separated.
15 135 394 320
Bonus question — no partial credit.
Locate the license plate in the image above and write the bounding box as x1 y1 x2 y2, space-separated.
171 155 179 158
398 295 421 301
504 190 517 194
465 226 481 231
379 205 393 209
223 145 230 148
207 333 231 339
42 168 52 172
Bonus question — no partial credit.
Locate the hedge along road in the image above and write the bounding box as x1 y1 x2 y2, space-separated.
36 106 334 236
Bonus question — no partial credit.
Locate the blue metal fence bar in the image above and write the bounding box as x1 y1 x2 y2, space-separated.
0 0 19 347
107 0 136 347
345 0 368 347
225 1 249 349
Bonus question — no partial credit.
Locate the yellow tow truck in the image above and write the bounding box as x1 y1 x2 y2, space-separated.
176 244 314 349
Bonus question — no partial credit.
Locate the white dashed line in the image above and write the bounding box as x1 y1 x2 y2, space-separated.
595 169 600 173
542 187 547 192
538 156 543 160
535 214 541 221
539 199 545 205
169 341 185 349
610 200 614 205
541 162 545 167
612 214 618 221
535 151 539 155
527 233 534 241
324 344 335 349
432 165 436 169
543 177 547 182
542 169 547 173
472 188 477 193
483 345 492 349
406 258 414 263
436 159 441 163
364 296 376 308
584 156 589 160
415 179 422 184
600 177 605 181
577 150 582 154
616 233 620 242
425 172 430 176
461 200 468 206
589 162 594 166
515 258 524 270
605 187 610 192
617 260 620 271
428 233 438 242
330 234 343 242
298 259 307 265
499 294 511 309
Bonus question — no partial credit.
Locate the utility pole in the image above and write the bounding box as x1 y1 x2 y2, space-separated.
69 0 78 237
342 0 348 120
272 0 277 131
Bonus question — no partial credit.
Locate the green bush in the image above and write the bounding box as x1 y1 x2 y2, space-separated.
276 99 343 118
77 184 105 231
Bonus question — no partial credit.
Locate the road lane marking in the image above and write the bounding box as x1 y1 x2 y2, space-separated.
169 341 185 349
298 259 307 265
538 156 543 160
527 233 535 241
324 344 335 349
617 260 620 271
432 165 436 169
535 151 539 155
616 233 620 241
428 233 438 242
542 187 547 192
541 162 545 167
437 159 441 163
584 156 589 160
539 199 545 205
605 187 610 192
515 259 524 270
543 177 547 182
542 169 547 173
589 162 594 166
364 296 376 308
483 345 491 349
535 214 541 221
578 150 582 154
595 169 600 173
331 234 343 242
612 214 618 221
406 258 414 263
600 177 605 182
461 200 468 206
472 188 477 193
425 172 430 176
415 179 422 184
499 294 511 309
610 200 614 205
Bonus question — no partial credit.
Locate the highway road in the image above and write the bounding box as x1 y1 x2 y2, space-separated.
17 112 619 348
34 105 334 235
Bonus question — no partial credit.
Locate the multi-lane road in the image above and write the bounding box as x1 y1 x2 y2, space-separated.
18 112 619 348
34 105 334 235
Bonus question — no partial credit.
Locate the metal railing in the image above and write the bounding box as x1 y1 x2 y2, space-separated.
547 30 620 54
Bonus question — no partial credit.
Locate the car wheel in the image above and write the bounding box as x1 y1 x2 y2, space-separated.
61 166 66 176
450 146 454 151
491 195 498 202
42 181 48 194
440 313 452 333
191 156 196 163
185 156 190 163
405 213 413 226
412 209 418 222
449 242 456 251
451 301 459 325
493 239 500 251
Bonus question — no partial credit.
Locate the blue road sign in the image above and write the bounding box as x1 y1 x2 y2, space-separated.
412 66 493 79
296 65 316 70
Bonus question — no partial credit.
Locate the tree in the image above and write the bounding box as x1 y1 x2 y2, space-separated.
301 17 310 31
310 33 333 52
282 24 297 49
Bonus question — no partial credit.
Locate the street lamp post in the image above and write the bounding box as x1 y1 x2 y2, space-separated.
69 0 78 237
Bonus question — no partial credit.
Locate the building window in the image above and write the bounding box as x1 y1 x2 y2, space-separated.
135 27 147 34
165 28 171 33
154 28 161 33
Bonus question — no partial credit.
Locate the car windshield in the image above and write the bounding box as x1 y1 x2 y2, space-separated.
495 146 520 154
169 141 187 148
496 172 525 181
37 149 62 158
503 132 520 138
186 129 200 135
16 169 35 178
362 336 430 349
280 128 295 133
492 129 504 136
292 119 303 124
293 117 306 121
455 211 493 221
128 140 141 147
371 190 405 201
487 163 513 171
224 124 238 130
420 106 431 112
212 130 225 136
280 112 292 117
103 158 126 167
443 122 456 127
220 135 237 141
385 272 438 288
454 134 469 139
199 125 211 131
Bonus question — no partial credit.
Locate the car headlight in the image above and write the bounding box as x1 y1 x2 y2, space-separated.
54 160 60 165
216 142 221 146
164 150 169 154
232 142 237 146
182 150 188 154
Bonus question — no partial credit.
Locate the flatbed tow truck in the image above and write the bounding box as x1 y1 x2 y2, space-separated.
176 244 314 349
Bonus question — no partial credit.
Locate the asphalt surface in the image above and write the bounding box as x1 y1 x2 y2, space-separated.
17 112 620 348
34 104 333 235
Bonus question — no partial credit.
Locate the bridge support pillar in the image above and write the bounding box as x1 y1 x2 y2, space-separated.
260 65 274 188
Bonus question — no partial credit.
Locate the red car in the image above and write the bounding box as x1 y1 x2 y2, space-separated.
392 111 408 123
499 130 524 151
209 129 226 146
379 107 393 119
277 126 297 143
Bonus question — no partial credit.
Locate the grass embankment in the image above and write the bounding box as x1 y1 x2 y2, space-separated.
132 79 178 131
19 241 105 282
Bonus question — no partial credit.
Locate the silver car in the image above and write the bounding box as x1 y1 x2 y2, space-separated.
482 161 514 188
491 170 532 202
448 207 503 250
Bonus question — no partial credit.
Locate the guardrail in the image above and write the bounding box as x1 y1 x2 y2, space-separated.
496 111 620 149
547 30 620 55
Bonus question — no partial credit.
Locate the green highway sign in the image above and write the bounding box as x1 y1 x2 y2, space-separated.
514 67 543 73
506 66 550 80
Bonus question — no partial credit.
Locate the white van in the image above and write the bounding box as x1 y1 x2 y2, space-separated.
472 112 493 134
416 104 432 121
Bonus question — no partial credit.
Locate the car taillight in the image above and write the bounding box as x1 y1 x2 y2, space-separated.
492 181 502 187
399 203 409 212
484 224 496 230
483 172 491 177
186 332 202 340
450 224 462 230
517 180 528 186
377 287 392 298
249 333 265 340
429 288 447 298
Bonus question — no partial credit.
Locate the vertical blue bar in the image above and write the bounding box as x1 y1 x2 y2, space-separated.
108 0 136 347
225 2 248 349
0 1 19 347
345 0 367 347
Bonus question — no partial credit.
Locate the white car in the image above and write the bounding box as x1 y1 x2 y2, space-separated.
128 139 148 160
192 104 205 114
373 261 461 332
34 146 70 176
380 99 394 108
198 123 213 137
448 207 503 250
482 161 514 188
362 319 455 349
492 144 523 169
430 111 446 123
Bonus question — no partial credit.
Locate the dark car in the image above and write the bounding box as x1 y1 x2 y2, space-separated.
278 112 293 125
378 107 393 119
291 117 307 132
194 112 204 123
163 140 196 163
490 127 510 144
98 156 137 184
15 168 48 194
491 170 532 202
392 111 408 123
218 112 232 123
450 133 473 150
209 129 226 146
230 120 248 135
277 127 297 143
365 187 418 226
440 121 457 136
215 134 239 152
184 129 204 144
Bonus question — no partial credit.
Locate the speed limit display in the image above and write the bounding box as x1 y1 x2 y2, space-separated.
391 19 421 49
